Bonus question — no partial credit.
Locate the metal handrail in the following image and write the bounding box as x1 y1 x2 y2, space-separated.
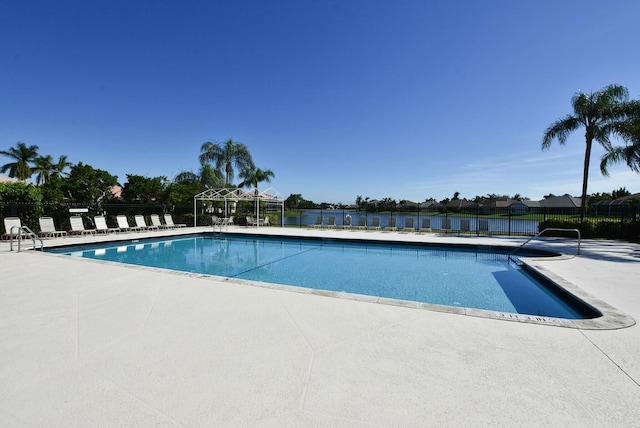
510 228 581 261
212 216 226 234
9 225 44 252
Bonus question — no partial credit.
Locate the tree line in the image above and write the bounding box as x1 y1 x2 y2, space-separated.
0 139 275 213
289 84 640 213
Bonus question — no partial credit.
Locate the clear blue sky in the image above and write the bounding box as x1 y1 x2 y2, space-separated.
2 0 639 204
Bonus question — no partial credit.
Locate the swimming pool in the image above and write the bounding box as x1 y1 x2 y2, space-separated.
50 233 598 319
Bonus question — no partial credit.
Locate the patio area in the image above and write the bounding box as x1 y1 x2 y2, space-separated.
1 227 639 426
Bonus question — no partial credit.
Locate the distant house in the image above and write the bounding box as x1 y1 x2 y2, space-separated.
398 200 418 210
482 198 529 214
110 185 123 199
617 192 640 199
526 195 582 214
420 199 441 211
446 198 478 212
522 200 541 213
0 175 19 183
539 195 581 209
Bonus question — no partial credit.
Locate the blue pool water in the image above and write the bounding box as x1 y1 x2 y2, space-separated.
50 234 598 319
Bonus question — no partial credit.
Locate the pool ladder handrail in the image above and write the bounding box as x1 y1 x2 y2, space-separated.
509 228 581 263
211 215 227 234
9 225 44 252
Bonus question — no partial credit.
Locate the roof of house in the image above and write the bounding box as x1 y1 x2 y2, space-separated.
539 195 582 208
446 198 478 209
420 199 441 209
483 198 527 208
0 175 19 183
615 192 640 202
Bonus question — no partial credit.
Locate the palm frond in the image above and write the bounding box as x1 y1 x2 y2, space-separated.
541 116 580 149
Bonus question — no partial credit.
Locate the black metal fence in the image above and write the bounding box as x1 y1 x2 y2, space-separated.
284 207 640 241
2 202 639 241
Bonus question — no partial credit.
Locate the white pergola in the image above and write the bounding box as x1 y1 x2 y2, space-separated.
193 187 284 227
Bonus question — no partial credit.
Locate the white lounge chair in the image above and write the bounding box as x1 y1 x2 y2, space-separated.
402 217 415 232
3 217 25 240
164 214 186 228
310 215 323 228
325 216 337 228
368 217 381 230
383 217 397 231
441 218 452 232
116 215 142 232
94 216 120 234
69 216 96 236
150 214 171 230
135 215 158 231
340 215 353 230
38 217 67 238
356 217 367 230
419 218 432 233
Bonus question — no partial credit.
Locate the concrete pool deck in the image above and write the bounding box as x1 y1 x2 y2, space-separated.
1 226 640 426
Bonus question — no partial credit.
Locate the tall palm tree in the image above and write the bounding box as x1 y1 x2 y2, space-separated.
542 84 634 222
238 167 275 192
0 141 39 181
199 139 254 186
33 154 54 184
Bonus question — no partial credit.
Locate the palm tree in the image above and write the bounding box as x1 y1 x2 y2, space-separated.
33 154 54 184
0 142 39 181
600 101 640 175
542 84 635 222
199 139 254 186
238 167 275 192
51 155 73 178
238 166 275 222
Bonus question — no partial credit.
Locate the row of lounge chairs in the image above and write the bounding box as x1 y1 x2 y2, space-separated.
308 216 491 233
69 214 186 236
309 215 419 231
309 216 421 232
2 214 186 240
